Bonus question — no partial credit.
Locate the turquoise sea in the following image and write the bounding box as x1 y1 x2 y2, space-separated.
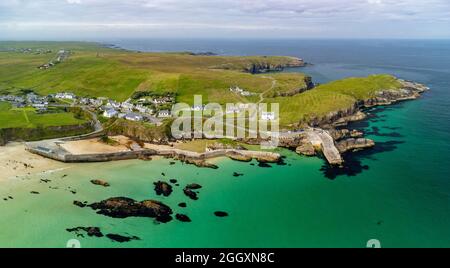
1 39 449 248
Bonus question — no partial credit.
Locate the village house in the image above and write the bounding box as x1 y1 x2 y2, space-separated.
55 92 76 100
261 112 276 121
103 109 118 118
157 110 171 118
105 100 120 109
152 96 174 105
124 113 144 122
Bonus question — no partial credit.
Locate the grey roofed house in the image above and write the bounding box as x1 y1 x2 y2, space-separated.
103 109 118 118
124 112 144 121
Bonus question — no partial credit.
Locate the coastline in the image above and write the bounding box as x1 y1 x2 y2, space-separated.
0 142 70 181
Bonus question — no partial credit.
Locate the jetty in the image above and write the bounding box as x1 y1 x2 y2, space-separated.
305 128 343 165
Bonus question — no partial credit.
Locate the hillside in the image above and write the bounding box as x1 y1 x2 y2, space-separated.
0 42 307 103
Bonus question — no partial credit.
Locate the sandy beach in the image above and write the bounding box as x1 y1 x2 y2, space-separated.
60 136 131 155
0 142 69 181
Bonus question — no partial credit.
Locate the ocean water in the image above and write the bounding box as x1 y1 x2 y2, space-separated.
1 39 450 248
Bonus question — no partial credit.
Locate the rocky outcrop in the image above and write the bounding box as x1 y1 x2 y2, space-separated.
245 57 306 74
66 227 104 238
88 197 173 223
207 142 245 151
336 138 375 153
276 76 315 97
226 151 252 162
309 80 428 128
296 142 316 156
153 181 173 197
90 179 110 187
186 183 202 190
106 233 140 243
183 188 199 200
214 211 229 217
329 129 364 141
176 214 192 222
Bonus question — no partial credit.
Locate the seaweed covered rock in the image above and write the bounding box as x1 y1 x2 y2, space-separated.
176 214 192 222
88 197 173 223
90 179 110 187
153 181 173 197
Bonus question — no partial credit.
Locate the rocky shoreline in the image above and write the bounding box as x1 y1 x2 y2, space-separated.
282 79 429 165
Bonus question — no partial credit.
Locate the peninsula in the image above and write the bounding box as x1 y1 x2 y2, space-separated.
0 42 428 167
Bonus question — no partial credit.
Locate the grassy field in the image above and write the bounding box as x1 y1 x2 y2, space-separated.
0 101 87 129
0 42 306 102
0 42 404 130
266 74 402 126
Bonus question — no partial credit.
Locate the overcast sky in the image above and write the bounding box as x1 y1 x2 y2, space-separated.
1 0 449 40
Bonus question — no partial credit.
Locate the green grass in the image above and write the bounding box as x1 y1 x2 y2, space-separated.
0 42 307 102
0 42 405 130
267 74 402 127
0 101 87 129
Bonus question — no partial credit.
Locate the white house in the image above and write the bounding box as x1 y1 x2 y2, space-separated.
261 112 276 121
55 92 76 100
157 110 171 118
103 109 118 118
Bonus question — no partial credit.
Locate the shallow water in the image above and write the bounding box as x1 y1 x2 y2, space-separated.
1 39 449 247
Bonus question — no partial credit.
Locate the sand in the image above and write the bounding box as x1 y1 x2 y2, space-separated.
0 143 69 181
59 136 131 155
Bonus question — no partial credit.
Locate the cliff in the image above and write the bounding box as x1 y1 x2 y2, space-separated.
245 57 306 74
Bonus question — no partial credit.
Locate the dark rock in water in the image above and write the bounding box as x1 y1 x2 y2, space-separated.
88 197 173 223
233 172 244 177
183 188 198 200
276 157 287 166
73 201 87 208
90 179 110 187
30 191 40 194
176 214 191 222
66 227 104 238
40 179 51 183
250 163 255 166
169 162 176 165
161 173 166 176
178 202 187 208
62 174 68 178
257 162 272 168
186 183 202 190
175 184 180 187
214 211 229 217
106 233 140 243
169 179 178 184
70 190 77 195
8 196 13 200
3 198 7 201
154 181 173 197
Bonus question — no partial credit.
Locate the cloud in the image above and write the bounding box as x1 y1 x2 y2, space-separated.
0 0 449 39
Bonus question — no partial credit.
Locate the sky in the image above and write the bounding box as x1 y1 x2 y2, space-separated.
0 0 449 40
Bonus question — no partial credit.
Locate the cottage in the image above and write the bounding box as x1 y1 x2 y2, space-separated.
103 109 118 118
124 113 144 122
157 110 171 118
261 112 276 121
55 92 76 100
